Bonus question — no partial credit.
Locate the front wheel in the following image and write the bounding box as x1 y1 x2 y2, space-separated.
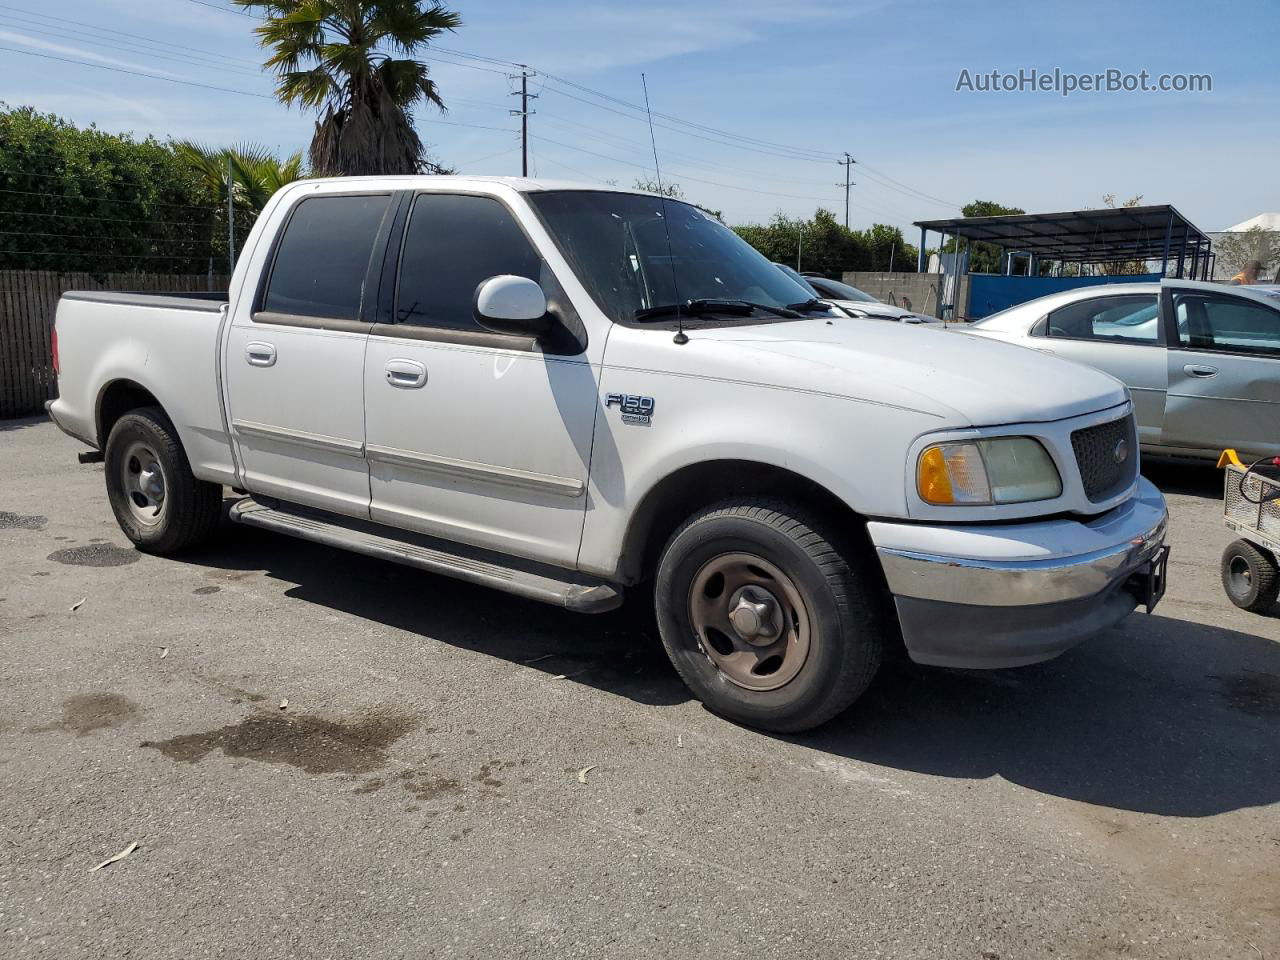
104 406 222 554
654 499 885 733
1221 539 1280 613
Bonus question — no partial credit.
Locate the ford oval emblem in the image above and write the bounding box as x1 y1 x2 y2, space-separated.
1114 439 1129 464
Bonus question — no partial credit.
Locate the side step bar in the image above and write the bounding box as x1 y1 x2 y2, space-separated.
229 498 623 614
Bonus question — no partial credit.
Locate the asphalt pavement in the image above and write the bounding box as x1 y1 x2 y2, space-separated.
1 415 1277 959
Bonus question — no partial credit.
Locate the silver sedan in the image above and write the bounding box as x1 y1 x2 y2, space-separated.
964 279 1280 461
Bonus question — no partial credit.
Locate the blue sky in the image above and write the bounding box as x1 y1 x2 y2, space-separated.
0 0 1275 234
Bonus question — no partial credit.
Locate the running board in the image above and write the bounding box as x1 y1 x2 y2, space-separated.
229 498 623 614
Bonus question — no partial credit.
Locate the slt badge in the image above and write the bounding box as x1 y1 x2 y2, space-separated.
605 393 655 425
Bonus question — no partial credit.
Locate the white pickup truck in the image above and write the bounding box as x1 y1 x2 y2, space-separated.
48 176 1170 731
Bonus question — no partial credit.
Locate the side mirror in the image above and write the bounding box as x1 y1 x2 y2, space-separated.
473 275 549 337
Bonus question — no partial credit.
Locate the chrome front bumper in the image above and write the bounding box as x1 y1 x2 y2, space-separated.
869 477 1169 668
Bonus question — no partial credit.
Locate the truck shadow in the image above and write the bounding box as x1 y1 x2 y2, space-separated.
179 510 1279 818
1141 457 1221 500
178 519 688 709
788 614 1280 818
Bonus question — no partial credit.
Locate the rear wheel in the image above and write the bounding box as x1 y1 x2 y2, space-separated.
104 406 221 554
1221 539 1280 613
654 499 884 732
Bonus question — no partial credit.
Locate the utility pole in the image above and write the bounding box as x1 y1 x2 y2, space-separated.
836 153 856 229
226 153 236 274
509 65 538 176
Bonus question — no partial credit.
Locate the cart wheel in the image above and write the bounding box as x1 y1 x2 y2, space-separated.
1221 539 1280 613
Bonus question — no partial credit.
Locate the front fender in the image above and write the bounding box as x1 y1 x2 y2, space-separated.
576 366 940 579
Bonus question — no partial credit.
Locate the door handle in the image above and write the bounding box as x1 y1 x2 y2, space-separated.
245 341 276 367
1184 363 1218 378
385 358 427 389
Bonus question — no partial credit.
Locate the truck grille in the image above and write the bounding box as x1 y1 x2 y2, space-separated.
1072 415 1138 502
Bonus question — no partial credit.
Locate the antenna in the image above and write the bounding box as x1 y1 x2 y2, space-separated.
641 72 687 345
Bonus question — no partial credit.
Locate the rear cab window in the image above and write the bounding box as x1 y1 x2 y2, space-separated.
260 194 391 321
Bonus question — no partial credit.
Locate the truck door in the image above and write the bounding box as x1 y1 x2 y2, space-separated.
361 191 598 569
223 192 394 518
1162 285 1280 458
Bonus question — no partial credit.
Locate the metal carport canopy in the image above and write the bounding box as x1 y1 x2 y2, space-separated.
914 204 1210 264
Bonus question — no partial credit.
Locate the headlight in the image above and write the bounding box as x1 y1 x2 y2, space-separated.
917 437 1061 505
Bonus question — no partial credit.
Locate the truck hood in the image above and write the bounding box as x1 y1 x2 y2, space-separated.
616 317 1127 427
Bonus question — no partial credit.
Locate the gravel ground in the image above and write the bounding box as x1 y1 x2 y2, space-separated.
1 415 1277 960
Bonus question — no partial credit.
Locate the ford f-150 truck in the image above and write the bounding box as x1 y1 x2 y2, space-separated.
47 176 1170 732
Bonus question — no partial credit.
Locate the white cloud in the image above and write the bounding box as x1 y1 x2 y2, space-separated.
0 29 183 79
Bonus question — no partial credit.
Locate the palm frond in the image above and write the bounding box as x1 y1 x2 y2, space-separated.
253 0 461 175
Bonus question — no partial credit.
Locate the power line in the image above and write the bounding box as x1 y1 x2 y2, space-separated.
7 1 955 216
4 249 226 260
0 187 222 211
0 229 231 244
419 118 515 134
0 210 218 227
531 134 841 203
0 44 272 98
0 28 264 81
0 3 264 66
184 0 253 16
0 9 264 74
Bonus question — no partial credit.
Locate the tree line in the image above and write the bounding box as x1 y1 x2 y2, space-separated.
733 209 920 277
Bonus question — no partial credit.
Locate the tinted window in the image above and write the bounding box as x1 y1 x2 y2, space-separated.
807 277 878 303
262 194 390 319
775 263 818 295
1174 292 1280 355
1045 294 1159 343
396 194 541 330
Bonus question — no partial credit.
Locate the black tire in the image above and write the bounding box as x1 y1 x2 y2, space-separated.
654 499 884 733
1221 539 1280 613
104 406 221 554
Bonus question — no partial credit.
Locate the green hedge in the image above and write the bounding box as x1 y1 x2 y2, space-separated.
0 105 247 275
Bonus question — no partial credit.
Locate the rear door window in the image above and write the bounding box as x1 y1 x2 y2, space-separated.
1173 292 1280 356
1045 294 1160 343
262 194 391 320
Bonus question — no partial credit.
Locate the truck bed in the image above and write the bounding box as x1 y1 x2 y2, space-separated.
48 289 238 487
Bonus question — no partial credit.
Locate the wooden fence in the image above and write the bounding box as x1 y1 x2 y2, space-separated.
0 270 228 419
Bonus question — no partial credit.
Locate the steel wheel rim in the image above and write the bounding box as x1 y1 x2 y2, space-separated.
121 440 166 527
1229 555 1253 594
688 552 811 691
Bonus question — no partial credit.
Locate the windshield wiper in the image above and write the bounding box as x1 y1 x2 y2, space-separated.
634 298 801 322
786 298 833 314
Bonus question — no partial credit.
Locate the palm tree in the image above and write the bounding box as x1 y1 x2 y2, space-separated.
173 141 306 270
173 141 306 211
234 0 461 177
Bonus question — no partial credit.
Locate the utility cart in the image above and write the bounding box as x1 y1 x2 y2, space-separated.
1219 449 1280 612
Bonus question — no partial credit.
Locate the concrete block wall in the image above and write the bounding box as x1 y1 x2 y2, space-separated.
840 271 970 320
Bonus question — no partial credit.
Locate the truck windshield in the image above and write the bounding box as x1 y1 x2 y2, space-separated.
527 190 813 324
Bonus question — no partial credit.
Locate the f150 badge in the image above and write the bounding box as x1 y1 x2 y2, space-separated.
605 393 655 425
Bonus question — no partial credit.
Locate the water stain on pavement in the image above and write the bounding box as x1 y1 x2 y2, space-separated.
192 586 221 595
47 543 139 567
398 769 463 801
1215 670 1280 718
33 693 141 736
141 710 416 775
0 511 47 530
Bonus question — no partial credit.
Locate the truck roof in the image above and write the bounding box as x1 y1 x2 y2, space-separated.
283 175 647 195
